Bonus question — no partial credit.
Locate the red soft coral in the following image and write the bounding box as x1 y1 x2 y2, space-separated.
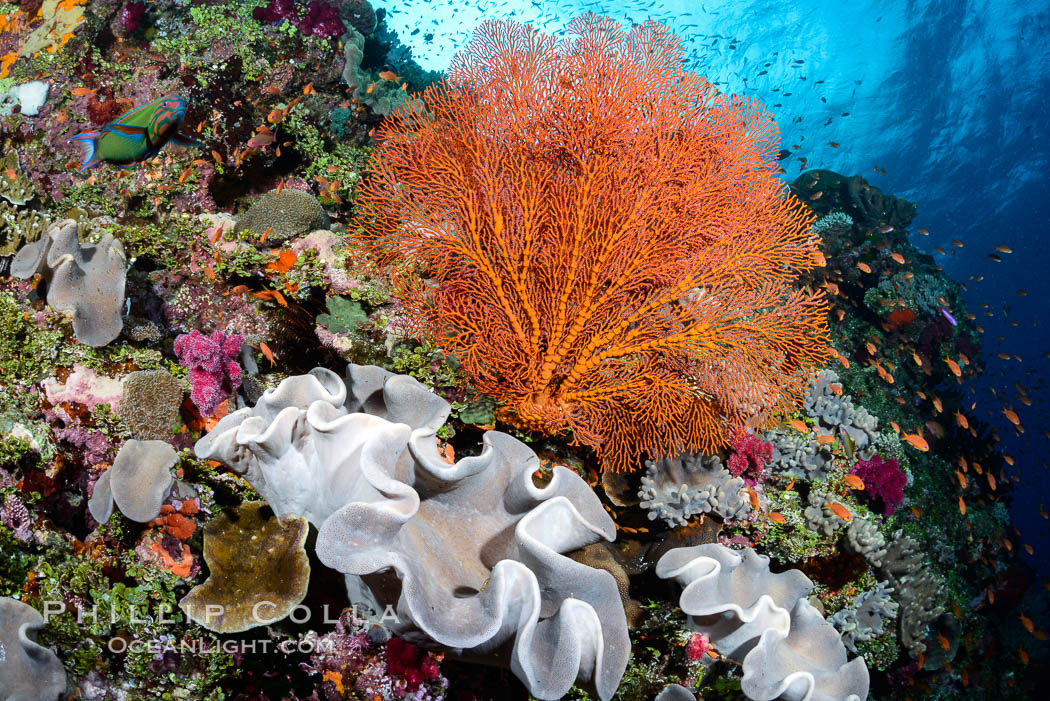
385 637 440 689
726 431 773 485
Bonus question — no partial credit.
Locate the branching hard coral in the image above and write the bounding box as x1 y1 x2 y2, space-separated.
657 544 869 701
173 330 243 417
351 15 829 472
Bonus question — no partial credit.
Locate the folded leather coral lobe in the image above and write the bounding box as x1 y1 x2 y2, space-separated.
194 364 630 700
350 14 829 472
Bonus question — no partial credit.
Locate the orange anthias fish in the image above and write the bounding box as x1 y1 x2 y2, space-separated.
827 502 852 521
902 433 930 451
843 475 865 490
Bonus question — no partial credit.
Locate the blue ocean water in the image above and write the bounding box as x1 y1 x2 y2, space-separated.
379 0 1050 572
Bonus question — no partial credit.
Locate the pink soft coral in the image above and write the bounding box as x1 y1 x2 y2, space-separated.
726 432 773 485
174 330 243 417
849 455 907 515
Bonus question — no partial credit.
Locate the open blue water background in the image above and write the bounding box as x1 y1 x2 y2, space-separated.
376 0 1050 574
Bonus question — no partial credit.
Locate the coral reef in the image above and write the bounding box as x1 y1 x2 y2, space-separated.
299 609 448 699
0 4 1041 699
790 170 917 230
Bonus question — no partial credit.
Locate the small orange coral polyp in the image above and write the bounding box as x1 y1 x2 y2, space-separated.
352 15 829 472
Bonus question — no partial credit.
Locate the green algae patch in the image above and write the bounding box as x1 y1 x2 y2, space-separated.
0 291 67 384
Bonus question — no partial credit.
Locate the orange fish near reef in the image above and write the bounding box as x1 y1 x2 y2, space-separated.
843 475 865 490
768 512 787 524
902 433 929 451
827 502 852 522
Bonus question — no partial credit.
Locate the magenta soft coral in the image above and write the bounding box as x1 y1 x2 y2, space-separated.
253 0 346 39
850 455 907 515
174 330 243 417
726 432 773 486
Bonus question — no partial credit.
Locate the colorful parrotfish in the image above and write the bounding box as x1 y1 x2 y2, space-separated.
70 94 202 171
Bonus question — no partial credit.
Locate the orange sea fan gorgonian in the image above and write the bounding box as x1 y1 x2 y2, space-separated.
351 14 830 472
